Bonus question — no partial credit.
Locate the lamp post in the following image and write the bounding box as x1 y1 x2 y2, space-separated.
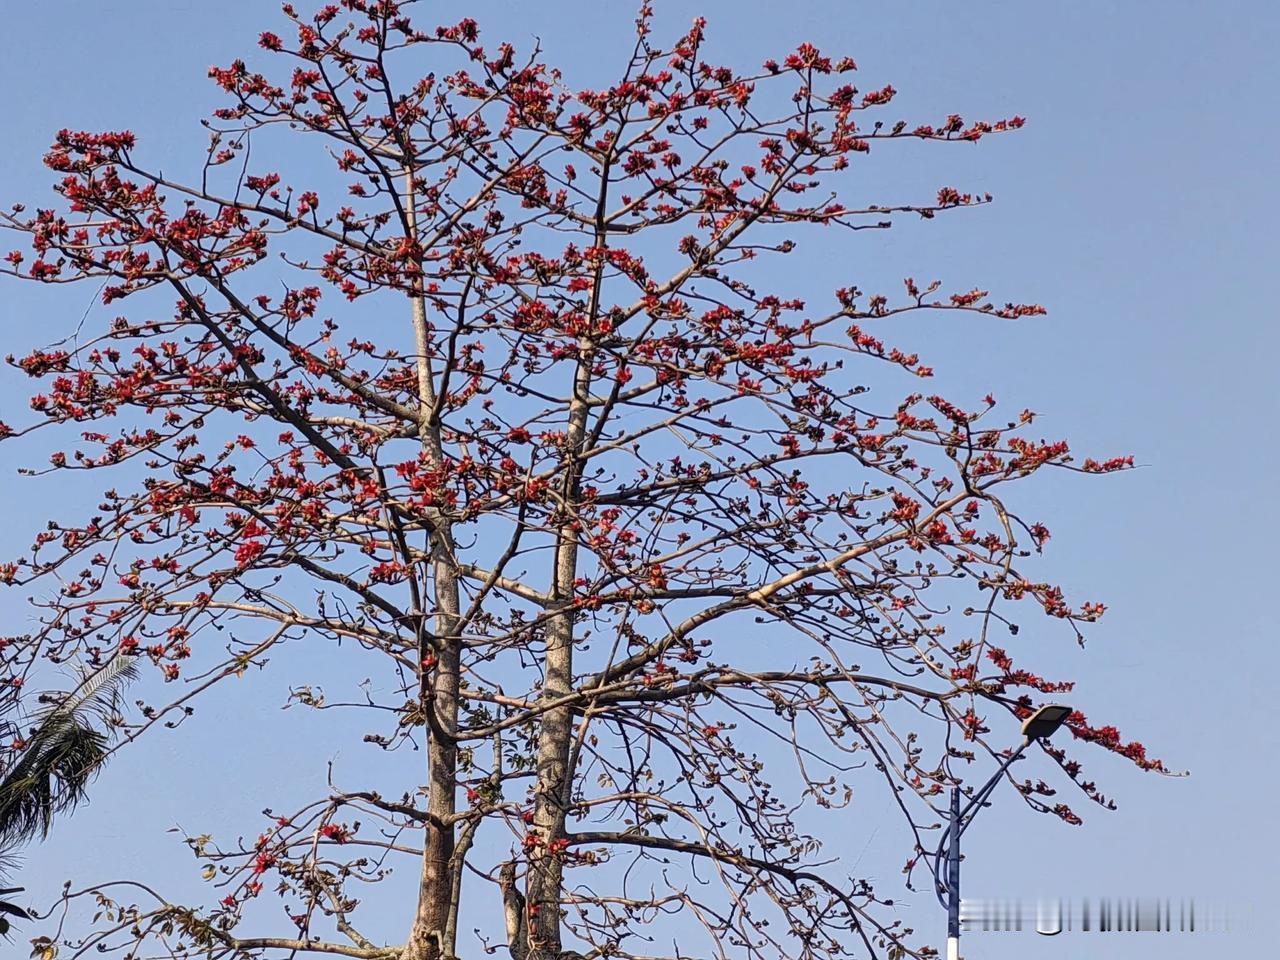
934 703 1073 960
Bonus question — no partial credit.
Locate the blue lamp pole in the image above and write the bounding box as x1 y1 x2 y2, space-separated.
934 703 1073 960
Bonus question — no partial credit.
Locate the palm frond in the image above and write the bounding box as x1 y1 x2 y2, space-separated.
0 850 30 938
0 655 136 846
57 654 137 724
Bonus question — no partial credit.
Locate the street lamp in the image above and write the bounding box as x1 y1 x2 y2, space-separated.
934 704 1072 960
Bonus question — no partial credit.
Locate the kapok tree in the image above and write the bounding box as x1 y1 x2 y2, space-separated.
0 3 1165 959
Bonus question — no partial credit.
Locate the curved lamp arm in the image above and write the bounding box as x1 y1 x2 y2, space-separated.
955 736 1032 839
933 737 1033 907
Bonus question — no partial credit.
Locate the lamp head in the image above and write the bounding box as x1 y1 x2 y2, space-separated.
1021 703 1072 741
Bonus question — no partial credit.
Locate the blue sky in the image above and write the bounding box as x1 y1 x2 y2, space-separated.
2 2 1278 957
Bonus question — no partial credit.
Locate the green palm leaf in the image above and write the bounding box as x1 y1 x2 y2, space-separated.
0 654 135 844
0 655 135 937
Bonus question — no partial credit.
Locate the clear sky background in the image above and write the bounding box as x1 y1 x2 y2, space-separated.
2 2 1278 958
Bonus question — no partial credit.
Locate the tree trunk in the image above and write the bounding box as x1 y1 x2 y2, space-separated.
403 167 462 958
405 549 460 960
525 349 593 959
525 561 576 958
